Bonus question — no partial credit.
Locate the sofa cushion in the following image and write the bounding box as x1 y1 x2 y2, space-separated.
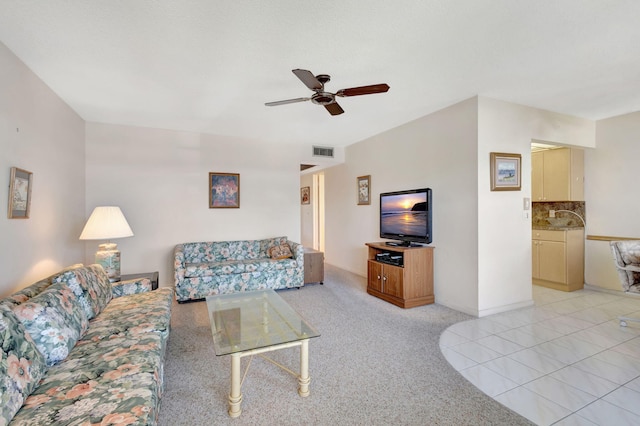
11 333 164 426
12 282 88 366
185 258 299 277
0 304 48 425
80 288 173 344
268 243 293 260
52 264 112 320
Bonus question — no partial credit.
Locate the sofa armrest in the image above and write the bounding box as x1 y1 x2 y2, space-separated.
288 240 304 266
112 278 152 298
174 244 186 286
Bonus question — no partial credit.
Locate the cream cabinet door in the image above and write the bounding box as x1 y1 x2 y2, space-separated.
538 240 566 283
542 148 571 201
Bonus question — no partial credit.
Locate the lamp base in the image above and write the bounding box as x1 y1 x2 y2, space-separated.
96 242 121 282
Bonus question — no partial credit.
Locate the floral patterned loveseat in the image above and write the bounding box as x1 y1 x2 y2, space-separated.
174 236 304 302
0 264 173 425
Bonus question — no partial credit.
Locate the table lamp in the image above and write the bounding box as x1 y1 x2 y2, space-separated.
79 206 134 282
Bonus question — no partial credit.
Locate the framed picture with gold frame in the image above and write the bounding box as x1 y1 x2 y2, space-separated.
357 175 371 205
301 186 310 205
209 172 240 208
490 152 521 191
8 167 33 218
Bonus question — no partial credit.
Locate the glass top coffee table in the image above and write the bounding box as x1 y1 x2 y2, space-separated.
206 289 320 417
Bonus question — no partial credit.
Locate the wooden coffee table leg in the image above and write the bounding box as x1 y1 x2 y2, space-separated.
229 353 242 417
298 339 310 397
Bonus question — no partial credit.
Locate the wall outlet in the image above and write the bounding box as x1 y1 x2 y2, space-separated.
549 209 556 218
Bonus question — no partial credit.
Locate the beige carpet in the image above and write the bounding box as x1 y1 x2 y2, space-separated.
158 265 533 425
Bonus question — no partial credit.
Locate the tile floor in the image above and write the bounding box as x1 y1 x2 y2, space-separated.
440 285 640 425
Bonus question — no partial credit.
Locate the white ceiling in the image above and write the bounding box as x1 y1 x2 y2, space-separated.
1 1 639 148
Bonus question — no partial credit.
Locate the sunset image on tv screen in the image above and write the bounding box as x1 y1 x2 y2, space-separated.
380 193 427 235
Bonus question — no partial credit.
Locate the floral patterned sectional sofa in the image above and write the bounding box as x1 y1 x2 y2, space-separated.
174 236 304 302
0 263 173 425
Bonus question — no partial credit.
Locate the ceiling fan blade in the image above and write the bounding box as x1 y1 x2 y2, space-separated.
336 83 390 97
265 97 310 106
292 69 323 90
324 102 344 116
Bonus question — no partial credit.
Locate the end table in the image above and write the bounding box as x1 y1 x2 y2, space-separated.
120 271 159 290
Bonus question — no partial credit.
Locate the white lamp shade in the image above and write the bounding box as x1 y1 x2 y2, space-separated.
79 206 134 240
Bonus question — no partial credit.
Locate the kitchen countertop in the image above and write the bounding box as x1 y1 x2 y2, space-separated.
533 225 584 231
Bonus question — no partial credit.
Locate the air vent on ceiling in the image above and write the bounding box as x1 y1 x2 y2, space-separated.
313 146 334 158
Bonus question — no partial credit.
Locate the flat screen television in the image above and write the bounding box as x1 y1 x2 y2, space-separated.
380 188 432 246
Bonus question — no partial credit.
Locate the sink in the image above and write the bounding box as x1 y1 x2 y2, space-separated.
547 217 571 227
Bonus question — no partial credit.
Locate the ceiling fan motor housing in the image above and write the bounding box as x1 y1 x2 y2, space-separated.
311 92 335 105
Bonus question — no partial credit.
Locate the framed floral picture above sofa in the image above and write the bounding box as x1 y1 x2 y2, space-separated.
209 172 240 208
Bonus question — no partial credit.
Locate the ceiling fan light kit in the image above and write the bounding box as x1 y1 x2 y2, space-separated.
265 69 390 116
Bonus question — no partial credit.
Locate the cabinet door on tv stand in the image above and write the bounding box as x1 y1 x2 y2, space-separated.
383 265 403 298
367 261 383 293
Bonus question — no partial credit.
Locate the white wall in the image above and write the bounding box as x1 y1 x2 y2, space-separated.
584 111 640 291
85 123 302 286
322 98 481 315
476 97 595 316
317 96 597 316
0 42 86 297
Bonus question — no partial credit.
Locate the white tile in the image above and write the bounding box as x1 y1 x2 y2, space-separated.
603 386 640 416
483 356 545 385
458 364 518 397
568 307 614 324
508 348 567 374
474 317 511 334
625 376 640 393
531 340 586 364
446 320 493 341
497 327 549 348
439 329 469 348
546 298 592 315
589 321 640 344
517 323 565 342
524 375 597 411
475 334 524 355
612 337 640 357
572 328 624 350
440 347 477 371
552 413 598 425
537 315 592 335
575 399 640 426
494 386 571 425
550 335 603 360
550 365 619 398
449 341 502 364
593 350 640 376
572 356 636 385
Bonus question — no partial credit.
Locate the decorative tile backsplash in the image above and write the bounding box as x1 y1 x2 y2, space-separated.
532 201 585 227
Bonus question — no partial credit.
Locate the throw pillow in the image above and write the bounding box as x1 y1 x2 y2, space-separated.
12 282 88 366
0 304 48 424
268 244 293 260
52 264 113 319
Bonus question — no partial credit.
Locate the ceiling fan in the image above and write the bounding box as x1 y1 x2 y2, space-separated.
265 69 390 116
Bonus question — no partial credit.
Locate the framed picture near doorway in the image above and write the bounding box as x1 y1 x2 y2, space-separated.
490 152 521 191
301 186 310 205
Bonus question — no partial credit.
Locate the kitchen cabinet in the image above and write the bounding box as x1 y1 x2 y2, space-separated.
366 242 434 308
532 229 584 291
532 148 584 201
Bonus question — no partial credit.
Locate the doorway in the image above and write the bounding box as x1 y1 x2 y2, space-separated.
312 173 325 252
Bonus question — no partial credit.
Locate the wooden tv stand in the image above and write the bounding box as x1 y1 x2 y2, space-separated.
365 242 434 308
